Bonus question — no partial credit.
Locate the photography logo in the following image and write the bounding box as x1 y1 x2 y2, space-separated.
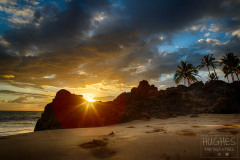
200 136 238 158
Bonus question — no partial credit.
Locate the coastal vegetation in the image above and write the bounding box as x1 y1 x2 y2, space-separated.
173 61 199 86
174 53 240 85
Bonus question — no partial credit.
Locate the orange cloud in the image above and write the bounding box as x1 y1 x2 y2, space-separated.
1 74 15 79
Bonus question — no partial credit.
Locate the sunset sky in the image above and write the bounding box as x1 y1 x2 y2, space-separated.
0 0 240 111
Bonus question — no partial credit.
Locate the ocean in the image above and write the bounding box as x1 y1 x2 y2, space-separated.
0 111 42 137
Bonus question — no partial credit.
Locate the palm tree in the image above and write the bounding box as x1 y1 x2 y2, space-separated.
198 54 218 80
174 61 200 86
222 67 230 83
209 54 219 80
220 53 240 82
208 73 218 81
237 66 240 79
198 54 211 76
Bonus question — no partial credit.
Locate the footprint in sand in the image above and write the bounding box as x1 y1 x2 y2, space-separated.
80 135 117 159
222 124 240 128
146 128 166 133
102 131 116 140
91 147 117 159
80 139 108 149
145 125 152 128
191 125 200 128
126 126 136 128
176 130 197 136
216 127 239 135
162 153 170 160
107 131 116 137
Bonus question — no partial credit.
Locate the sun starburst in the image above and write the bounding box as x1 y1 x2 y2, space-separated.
85 97 96 103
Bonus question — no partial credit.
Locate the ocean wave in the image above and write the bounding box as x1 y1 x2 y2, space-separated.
9 122 35 125
0 128 31 134
0 129 33 137
0 117 39 122
0 111 40 136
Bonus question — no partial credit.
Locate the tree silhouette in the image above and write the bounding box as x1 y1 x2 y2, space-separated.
220 53 240 82
209 55 219 80
208 73 218 81
198 54 218 80
222 67 230 83
174 61 200 86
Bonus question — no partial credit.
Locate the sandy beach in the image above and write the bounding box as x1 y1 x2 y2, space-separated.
0 114 239 160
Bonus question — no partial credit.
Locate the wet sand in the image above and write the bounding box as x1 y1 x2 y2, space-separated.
0 114 239 160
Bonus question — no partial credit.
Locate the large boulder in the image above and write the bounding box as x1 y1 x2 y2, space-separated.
35 90 124 131
34 90 85 131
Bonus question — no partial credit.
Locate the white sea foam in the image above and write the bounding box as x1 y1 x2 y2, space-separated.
0 111 42 136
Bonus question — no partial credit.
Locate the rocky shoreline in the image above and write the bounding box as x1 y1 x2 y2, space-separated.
35 80 240 131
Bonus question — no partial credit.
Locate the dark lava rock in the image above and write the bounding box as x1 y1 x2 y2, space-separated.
35 80 240 131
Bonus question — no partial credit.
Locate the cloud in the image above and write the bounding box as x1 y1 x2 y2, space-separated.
0 74 14 79
100 0 240 34
195 36 240 57
204 33 210 37
0 90 51 99
0 0 240 92
0 0 17 5
0 99 8 103
99 88 108 91
197 38 220 46
209 24 220 32
1 0 111 55
0 0 35 26
94 96 116 102
232 29 240 37
8 96 30 103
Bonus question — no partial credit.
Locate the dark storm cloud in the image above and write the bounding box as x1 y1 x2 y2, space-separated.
95 0 240 34
2 0 111 54
78 0 110 10
3 0 90 53
4 0 238 54
3 0 240 47
0 44 20 72
0 0 240 89
32 10 41 24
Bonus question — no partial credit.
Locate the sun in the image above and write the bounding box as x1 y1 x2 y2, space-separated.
85 97 96 103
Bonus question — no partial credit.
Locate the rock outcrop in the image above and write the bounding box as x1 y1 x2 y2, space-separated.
35 89 124 131
35 80 240 131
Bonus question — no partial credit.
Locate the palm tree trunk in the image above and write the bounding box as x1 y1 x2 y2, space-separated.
187 78 191 87
235 72 239 81
207 66 211 77
231 73 234 82
212 66 218 80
